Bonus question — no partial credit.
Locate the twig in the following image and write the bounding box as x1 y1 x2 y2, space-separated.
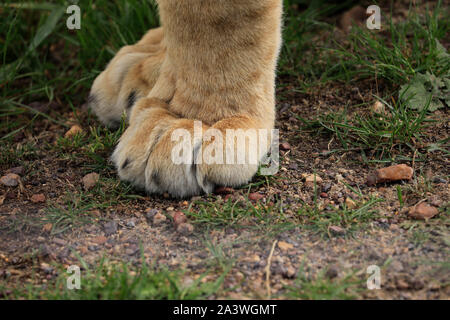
265 240 278 300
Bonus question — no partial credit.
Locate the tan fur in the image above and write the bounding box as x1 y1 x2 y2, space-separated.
90 0 283 198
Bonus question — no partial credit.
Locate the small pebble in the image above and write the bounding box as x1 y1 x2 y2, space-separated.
103 221 118 235
249 193 264 201
65 125 83 138
173 211 187 227
82 173 99 190
0 173 20 187
329 225 346 235
126 219 136 228
145 208 159 220
177 223 194 235
280 142 291 151
31 194 46 203
153 213 167 225
408 202 439 220
92 236 107 245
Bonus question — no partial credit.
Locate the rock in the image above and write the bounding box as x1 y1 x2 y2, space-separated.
42 223 53 233
329 225 346 235
173 211 187 227
249 193 264 201
64 125 83 138
345 198 357 209
429 196 443 208
396 279 409 290
432 177 447 184
305 174 323 187
31 194 46 203
92 236 107 245
103 221 118 235
82 173 99 190
145 208 159 219
0 173 20 187
126 219 136 228
284 266 297 279
280 142 291 151
372 101 386 114
389 261 404 272
40 263 54 274
8 166 24 175
320 192 328 198
407 202 439 220
177 223 194 235
322 183 332 193
338 5 368 31
126 248 138 256
278 241 294 252
367 164 413 186
53 238 66 246
153 212 167 225
326 266 339 279
215 187 234 195
249 254 261 263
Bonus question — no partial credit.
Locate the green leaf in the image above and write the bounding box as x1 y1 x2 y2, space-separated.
435 39 450 62
28 6 65 53
400 71 449 112
0 6 65 83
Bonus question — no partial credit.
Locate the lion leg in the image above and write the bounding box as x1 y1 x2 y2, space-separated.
88 27 167 127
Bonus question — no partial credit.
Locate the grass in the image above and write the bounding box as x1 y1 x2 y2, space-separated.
1 257 226 300
185 189 382 238
298 95 434 162
186 193 302 239
281 0 450 87
54 122 126 173
333 1 450 84
283 0 449 162
0 0 159 141
283 266 364 300
297 197 382 238
280 0 359 85
292 1 449 161
0 176 141 235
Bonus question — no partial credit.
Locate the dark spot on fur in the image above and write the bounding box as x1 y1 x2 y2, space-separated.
191 142 203 178
121 158 131 170
148 127 166 158
87 94 97 108
127 91 137 110
151 170 161 188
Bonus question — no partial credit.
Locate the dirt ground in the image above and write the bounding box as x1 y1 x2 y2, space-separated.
0 0 449 300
